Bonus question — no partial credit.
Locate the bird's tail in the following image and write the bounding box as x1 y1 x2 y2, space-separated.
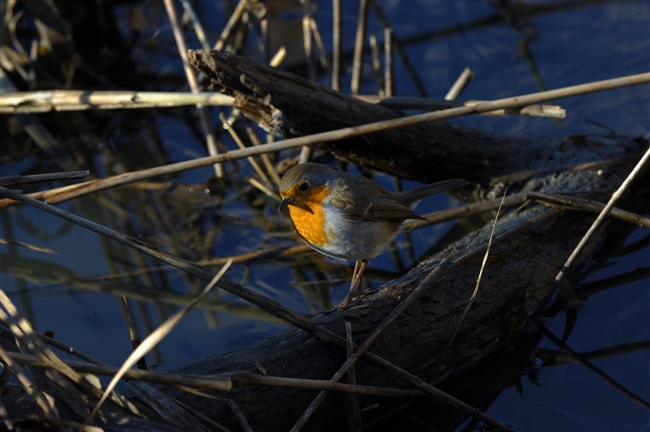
396 178 469 207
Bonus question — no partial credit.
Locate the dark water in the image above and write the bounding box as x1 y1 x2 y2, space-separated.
1 1 649 430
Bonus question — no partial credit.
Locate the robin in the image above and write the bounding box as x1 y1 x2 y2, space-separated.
278 162 469 308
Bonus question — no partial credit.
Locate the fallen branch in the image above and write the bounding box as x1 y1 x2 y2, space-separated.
189 49 649 182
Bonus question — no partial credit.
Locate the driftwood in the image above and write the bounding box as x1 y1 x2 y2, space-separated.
165 158 645 431
188 49 641 184
157 50 650 430
3 48 646 431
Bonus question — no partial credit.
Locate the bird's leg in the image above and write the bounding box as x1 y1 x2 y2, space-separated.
338 259 369 309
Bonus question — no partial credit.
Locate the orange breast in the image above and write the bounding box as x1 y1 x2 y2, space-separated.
287 186 334 247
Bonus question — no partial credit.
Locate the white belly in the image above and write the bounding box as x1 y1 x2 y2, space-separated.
316 206 401 261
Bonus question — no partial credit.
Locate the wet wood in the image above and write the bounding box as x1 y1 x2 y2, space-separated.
166 154 646 431
188 49 640 184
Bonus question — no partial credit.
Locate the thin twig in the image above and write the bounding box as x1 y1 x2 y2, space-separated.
122 294 147 370
214 0 248 50
84 261 233 427
0 346 56 419
384 27 393 97
269 47 287 67
0 170 88 186
369 33 384 96
7 351 429 398
297 9 316 166
351 0 369 94
445 67 474 100
332 0 342 91
533 144 650 317
309 18 330 73
248 177 280 201
298 145 312 164
302 13 315 82
179 0 212 51
245 125 281 184
369 0 428 97
440 189 507 359
7 351 233 389
0 90 234 113
346 322 362 431
354 95 565 118
406 189 650 231
219 113 273 188
227 400 254 432
3 72 645 210
0 186 510 429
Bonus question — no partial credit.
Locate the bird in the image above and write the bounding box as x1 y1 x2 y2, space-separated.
278 162 469 309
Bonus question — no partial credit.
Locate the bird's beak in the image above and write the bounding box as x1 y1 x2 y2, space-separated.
278 197 292 211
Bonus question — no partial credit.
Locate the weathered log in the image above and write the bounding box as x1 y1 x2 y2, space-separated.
188 49 640 184
166 152 646 431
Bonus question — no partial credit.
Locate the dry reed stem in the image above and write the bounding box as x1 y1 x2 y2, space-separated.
384 27 393 97
0 90 234 113
180 0 212 51
309 18 330 72
248 177 281 201
302 14 315 82
127 382 213 432
369 33 384 95
445 67 474 100
165 0 223 178
355 94 565 118
2 90 562 117
331 0 342 91
122 294 147 370
0 238 56 254
533 144 650 317
227 400 254 432
299 10 316 163
439 190 507 360
87 244 310 283
7 350 429 398
269 46 287 67
8 351 232 389
0 170 88 185
404 190 650 231
0 186 509 428
351 0 369 94
245 124 282 185
0 345 56 419
2 72 645 209
214 0 248 50
84 260 233 427
219 112 273 187
369 0 428 97
1 291 138 423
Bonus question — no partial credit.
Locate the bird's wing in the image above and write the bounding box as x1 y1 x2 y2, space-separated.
359 194 425 222
331 175 424 222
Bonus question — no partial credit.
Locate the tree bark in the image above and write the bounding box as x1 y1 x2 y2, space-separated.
166 156 645 431
188 49 642 184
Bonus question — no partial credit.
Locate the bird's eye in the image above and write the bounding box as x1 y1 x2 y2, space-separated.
300 182 310 192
